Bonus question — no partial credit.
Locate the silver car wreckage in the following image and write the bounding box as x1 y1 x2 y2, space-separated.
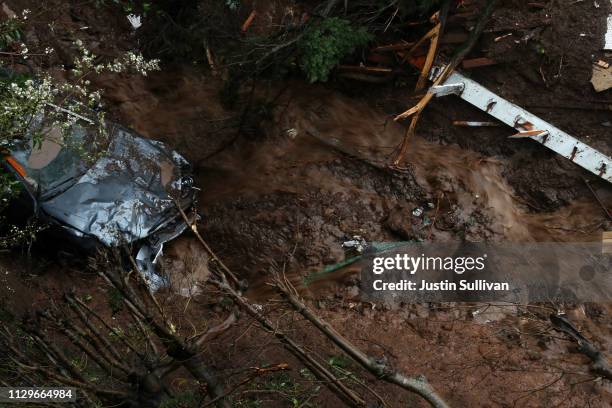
2 115 195 289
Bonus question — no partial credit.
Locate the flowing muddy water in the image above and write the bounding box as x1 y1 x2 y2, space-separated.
105 72 609 293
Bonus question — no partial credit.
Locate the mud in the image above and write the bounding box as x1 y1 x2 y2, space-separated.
1 0 611 406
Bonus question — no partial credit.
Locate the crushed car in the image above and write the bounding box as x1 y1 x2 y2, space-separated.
1 111 196 289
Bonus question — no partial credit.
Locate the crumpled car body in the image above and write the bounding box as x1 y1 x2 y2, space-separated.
2 119 195 288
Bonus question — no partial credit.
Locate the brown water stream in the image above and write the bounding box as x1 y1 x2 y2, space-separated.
106 71 609 291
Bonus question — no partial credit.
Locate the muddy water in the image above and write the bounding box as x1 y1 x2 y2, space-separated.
259 88 604 241
106 72 608 292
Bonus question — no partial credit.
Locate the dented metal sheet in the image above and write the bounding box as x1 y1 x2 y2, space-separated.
439 71 612 183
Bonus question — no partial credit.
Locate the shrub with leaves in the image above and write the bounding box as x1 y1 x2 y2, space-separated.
298 17 371 83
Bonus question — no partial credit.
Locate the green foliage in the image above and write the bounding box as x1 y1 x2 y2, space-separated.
0 16 22 49
106 287 124 315
298 17 371 83
327 354 352 370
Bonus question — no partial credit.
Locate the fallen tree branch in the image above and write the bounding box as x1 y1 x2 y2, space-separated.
550 314 612 381
392 0 499 165
274 276 450 408
174 204 366 407
209 275 366 407
202 363 289 408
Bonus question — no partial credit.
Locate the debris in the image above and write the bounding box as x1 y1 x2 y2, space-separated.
584 179 612 221
285 128 298 138
342 235 368 253
550 314 612 381
595 59 610 69
241 10 257 33
416 14 442 91
3 116 196 290
371 41 415 52
412 207 424 217
126 14 142 30
205 45 217 76
508 129 549 138
430 82 465 97
336 65 393 74
453 120 500 127
436 71 612 182
462 57 498 69
591 63 612 92
527 2 547 9
603 231 612 255
606 15 612 50
392 0 500 165
494 33 513 42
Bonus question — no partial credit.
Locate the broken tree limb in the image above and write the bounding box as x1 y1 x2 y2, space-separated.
584 180 612 221
241 10 257 33
372 41 416 52
274 277 450 408
462 57 497 69
336 65 393 74
174 204 366 407
416 1 452 91
416 21 441 91
392 0 499 166
209 275 366 407
550 314 612 381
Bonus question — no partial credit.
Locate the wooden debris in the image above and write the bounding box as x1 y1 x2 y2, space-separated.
336 65 393 74
584 179 612 221
371 41 415 52
462 57 497 69
416 14 442 91
595 59 610 69
591 63 612 92
508 129 548 138
550 314 612 381
205 45 217 76
453 120 500 127
393 0 500 166
494 33 513 42
527 2 547 9
241 10 257 33
603 231 612 254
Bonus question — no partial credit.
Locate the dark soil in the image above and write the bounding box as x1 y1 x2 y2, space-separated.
1 0 611 407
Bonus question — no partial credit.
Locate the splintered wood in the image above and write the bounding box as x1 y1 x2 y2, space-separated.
604 231 612 254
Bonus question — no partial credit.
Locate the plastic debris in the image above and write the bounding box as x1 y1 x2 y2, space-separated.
127 14 142 29
342 235 368 253
412 207 424 217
